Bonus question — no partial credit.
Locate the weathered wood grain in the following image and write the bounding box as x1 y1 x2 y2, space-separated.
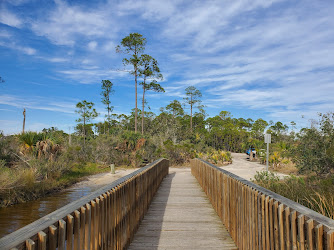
128 169 237 250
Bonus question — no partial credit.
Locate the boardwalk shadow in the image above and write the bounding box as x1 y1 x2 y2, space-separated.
128 172 176 249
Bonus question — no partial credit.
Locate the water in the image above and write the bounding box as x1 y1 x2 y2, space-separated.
0 185 100 238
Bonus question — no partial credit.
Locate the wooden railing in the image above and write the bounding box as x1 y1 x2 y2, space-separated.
191 158 334 250
0 158 169 250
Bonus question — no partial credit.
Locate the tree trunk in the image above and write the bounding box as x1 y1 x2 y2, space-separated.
69 128 72 146
107 103 110 134
22 108 26 134
83 116 86 147
190 96 193 132
135 69 138 133
142 86 145 135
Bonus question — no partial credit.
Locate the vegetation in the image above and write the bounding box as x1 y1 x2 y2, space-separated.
101 79 114 134
254 171 334 219
116 33 147 133
75 100 98 146
139 54 164 134
184 86 202 132
2 108 333 210
1 33 333 220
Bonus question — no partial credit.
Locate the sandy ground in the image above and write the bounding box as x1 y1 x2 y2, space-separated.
72 153 286 189
73 168 139 189
72 166 191 191
220 152 287 180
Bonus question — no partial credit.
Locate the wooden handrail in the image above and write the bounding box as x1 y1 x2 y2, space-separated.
0 158 169 250
191 158 334 250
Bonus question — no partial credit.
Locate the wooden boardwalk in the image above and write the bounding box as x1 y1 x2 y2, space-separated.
128 168 237 250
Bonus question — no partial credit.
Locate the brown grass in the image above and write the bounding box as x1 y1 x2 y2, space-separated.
274 160 299 175
304 192 334 219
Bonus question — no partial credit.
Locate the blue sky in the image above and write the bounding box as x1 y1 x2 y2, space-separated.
1 0 334 135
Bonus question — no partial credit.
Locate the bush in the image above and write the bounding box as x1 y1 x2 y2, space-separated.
292 113 334 176
254 171 334 219
194 148 232 165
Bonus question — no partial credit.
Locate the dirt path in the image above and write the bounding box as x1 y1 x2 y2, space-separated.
73 168 139 189
220 153 287 181
73 154 285 189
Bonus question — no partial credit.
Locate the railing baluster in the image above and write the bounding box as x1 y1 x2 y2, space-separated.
265 196 270 250
90 200 96 250
85 204 91 250
48 225 57 250
306 219 314 250
269 198 274 250
284 207 291 250
326 230 334 250
66 214 74 250
260 194 266 250
58 219 66 250
73 210 80 250
278 204 284 250
37 231 46 250
315 224 323 249
26 239 35 250
80 206 86 250
273 201 279 249
291 210 297 250
255 191 259 249
298 214 305 250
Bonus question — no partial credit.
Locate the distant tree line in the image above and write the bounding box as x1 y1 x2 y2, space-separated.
73 33 334 176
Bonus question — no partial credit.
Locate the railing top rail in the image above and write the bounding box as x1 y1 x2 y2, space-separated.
0 158 167 248
196 158 334 230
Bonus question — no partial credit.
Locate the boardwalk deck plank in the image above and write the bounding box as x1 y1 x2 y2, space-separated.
128 168 237 250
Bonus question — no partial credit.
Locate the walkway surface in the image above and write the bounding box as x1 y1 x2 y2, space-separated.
222 153 288 180
128 168 237 250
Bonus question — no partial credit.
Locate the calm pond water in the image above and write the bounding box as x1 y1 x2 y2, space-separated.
0 184 101 238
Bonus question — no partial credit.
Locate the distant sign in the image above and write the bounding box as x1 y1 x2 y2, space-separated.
265 134 271 143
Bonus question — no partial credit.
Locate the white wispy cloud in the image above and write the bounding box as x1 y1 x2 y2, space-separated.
57 67 130 84
0 41 36 55
4 0 31 6
0 8 22 28
0 29 12 38
30 1 118 46
0 94 77 114
45 57 69 63
117 0 178 20
88 41 98 51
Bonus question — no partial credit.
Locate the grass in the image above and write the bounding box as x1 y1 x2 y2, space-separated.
273 160 299 175
305 192 334 220
57 162 110 185
0 162 111 207
254 171 334 219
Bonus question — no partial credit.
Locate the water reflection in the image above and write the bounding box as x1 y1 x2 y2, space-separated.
0 185 98 238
